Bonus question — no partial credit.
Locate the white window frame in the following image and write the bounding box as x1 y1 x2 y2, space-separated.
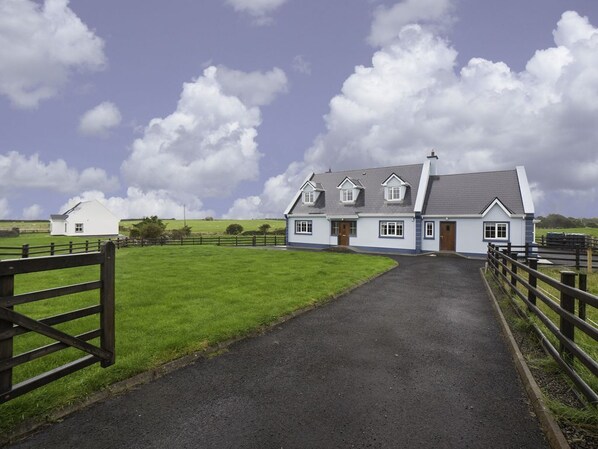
484 222 509 241
379 221 404 238
341 188 353 203
424 221 434 239
295 220 313 235
75 223 84 233
387 186 402 201
303 191 315 204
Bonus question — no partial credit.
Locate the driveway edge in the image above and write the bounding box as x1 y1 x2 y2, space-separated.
479 268 570 449
2 260 398 447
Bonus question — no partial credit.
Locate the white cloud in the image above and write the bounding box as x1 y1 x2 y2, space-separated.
226 0 287 25
0 151 119 194
0 198 9 219
213 66 288 107
121 65 287 199
22 204 43 220
61 188 213 220
223 196 263 219
292 55 312 75
0 0 106 108
368 0 455 47
228 11 598 218
79 102 122 136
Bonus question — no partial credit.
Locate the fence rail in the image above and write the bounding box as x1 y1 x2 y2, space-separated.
487 244 598 405
0 242 115 403
0 235 286 259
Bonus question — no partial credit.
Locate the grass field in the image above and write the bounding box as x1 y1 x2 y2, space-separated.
121 218 286 234
0 245 396 434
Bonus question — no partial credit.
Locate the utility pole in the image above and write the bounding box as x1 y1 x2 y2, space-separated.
183 204 186 227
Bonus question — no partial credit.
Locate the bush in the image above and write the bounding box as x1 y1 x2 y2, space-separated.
204 216 214 221
225 223 244 235
272 228 286 235
258 223 271 234
130 216 167 239
170 225 192 239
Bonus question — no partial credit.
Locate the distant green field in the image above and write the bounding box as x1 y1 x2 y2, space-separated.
120 218 286 234
0 221 49 232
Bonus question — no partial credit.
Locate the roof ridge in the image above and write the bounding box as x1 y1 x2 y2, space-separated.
316 162 423 175
436 168 517 177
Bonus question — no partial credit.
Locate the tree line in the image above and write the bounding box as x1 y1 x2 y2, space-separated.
536 214 598 229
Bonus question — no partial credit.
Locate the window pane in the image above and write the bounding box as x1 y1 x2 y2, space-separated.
397 222 403 237
497 223 507 238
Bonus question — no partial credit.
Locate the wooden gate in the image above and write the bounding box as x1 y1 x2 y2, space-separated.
0 242 115 403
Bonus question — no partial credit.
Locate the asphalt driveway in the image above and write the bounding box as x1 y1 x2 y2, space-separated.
9 254 547 448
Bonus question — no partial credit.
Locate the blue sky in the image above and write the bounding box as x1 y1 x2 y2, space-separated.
1 0 597 220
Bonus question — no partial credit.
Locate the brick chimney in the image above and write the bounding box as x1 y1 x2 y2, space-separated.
427 150 438 176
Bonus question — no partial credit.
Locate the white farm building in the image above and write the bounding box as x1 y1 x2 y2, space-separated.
284 153 535 257
50 200 119 237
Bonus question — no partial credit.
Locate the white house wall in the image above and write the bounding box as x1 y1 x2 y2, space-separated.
51 201 119 236
288 216 417 253
422 204 527 255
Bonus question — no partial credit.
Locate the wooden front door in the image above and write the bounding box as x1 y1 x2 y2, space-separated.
338 222 351 246
439 221 456 251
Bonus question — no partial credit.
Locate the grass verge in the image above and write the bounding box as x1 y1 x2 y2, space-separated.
0 246 396 435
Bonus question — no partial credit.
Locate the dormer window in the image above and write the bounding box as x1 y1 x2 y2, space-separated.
341 189 353 203
382 173 409 202
303 191 315 204
300 180 323 206
337 177 363 204
387 186 402 201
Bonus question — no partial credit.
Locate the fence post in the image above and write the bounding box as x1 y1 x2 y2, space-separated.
501 249 508 281
21 244 29 259
578 273 587 322
236 236 238 246
274 235 277 246
264 234 267 246
575 248 580 271
541 235 545 246
98 240 101 251
252 236 256 247
69 241 73 254
524 243 530 259
527 257 538 309
510 252 518 294
50 242 55 256
0 273 15 397
100 242 116 368
588 248 593 274
200 236 202 246
559 271 576 365
218 236 221 246
85 240 89 253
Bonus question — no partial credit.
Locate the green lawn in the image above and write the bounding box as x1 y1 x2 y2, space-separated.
0 245 396 434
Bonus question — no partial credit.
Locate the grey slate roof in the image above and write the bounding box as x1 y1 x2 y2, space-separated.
289 164 424 216
423 169 524 215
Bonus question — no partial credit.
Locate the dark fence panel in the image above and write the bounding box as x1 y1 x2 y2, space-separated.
0 242 115 403
487 244 598 405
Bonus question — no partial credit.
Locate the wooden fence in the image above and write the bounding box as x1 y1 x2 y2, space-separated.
0 242 115 403
0 235 286 259
487 243 598 405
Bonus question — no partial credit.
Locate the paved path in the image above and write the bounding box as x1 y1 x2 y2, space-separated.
10 255 547 448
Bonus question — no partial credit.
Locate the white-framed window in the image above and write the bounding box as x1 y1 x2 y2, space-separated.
380 221 404 238
341 189 353 203
484 222 509 240
303 191 315 204
75 223 84 233
424 221 434 239
388 186 402 201
295 220 313 234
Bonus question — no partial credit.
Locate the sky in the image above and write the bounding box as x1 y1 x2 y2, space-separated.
0 0 597 220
